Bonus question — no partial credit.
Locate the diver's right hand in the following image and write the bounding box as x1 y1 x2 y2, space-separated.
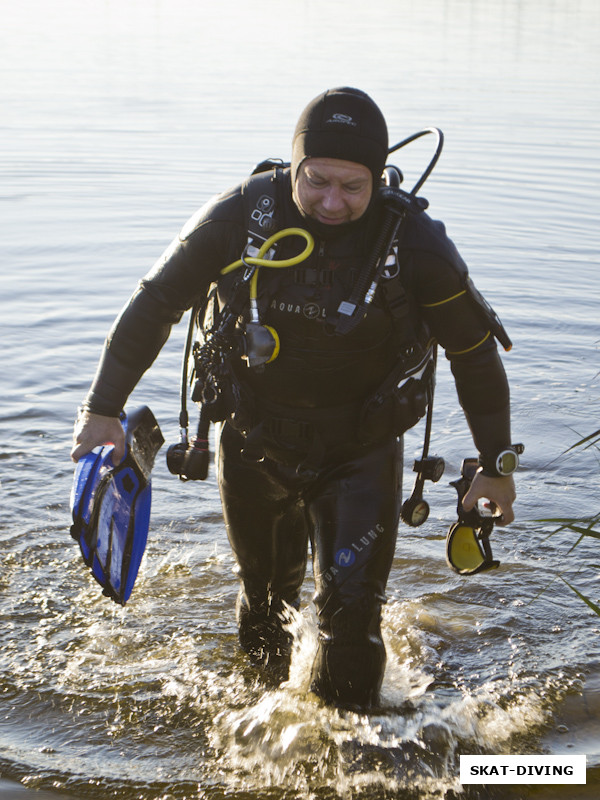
70 409 126 465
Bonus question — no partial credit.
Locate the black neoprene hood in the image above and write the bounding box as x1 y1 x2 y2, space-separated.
291 87 389 187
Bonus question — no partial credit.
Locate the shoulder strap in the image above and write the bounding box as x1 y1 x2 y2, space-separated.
380 242 410 323
244 162 288 257
379 231 435 373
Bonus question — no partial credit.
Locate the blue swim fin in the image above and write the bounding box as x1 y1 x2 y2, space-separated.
70 405 164 605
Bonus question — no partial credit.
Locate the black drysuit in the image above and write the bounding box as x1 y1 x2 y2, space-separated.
85 168 511 708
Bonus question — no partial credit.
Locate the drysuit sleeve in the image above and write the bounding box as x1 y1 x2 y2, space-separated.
411 249 512 459
84 190 247 416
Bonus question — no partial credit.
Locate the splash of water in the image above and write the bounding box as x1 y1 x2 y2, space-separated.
207 601 554 799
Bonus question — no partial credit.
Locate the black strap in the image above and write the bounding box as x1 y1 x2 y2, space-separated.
245 166 285 249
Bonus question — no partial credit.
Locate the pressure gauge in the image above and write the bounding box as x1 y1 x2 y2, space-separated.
401 497 430 527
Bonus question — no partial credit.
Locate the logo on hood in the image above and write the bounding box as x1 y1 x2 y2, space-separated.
327 113 357 127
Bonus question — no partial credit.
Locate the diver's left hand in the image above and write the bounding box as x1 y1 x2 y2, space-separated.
462 469 516 526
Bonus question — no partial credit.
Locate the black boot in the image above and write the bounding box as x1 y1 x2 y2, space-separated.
236 590 297 684
310 601 386 710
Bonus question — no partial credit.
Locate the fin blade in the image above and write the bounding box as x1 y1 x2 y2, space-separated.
69 405 163 605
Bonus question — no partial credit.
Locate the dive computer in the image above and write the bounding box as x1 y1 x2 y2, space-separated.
479 444 523 478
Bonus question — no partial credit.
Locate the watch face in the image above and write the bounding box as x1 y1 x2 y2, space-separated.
497 449 518 475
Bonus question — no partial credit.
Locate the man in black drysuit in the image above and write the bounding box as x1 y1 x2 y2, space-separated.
72 88 518 710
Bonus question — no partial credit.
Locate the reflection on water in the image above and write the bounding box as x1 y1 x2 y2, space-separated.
1 0 599 798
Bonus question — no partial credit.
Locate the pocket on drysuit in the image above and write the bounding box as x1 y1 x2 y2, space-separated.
358 350 435 444
359 376 429 443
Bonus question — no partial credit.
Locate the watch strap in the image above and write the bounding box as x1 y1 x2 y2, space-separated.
479 443 524 477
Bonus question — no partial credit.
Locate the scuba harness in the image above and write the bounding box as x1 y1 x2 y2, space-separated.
166 127 508 534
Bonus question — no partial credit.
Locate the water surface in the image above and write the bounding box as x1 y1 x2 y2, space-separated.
1 1 599 798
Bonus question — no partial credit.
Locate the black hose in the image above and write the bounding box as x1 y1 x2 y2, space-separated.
388 127 444 195
178 305 200 431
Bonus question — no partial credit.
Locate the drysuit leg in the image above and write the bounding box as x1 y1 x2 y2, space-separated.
218 423 309 679
307 437 403 709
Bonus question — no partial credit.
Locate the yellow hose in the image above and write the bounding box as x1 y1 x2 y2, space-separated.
220 227 314 300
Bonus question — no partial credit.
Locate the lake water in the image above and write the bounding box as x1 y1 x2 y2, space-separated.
1 0 599 798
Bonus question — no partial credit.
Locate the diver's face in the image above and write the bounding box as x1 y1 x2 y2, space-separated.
294 158 372 225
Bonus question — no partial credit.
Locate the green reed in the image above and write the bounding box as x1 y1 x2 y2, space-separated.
536 429 600 616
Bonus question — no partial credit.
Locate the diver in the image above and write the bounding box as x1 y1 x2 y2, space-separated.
71 87 519 710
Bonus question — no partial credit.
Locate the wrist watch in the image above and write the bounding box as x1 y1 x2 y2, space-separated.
479 444 524 477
